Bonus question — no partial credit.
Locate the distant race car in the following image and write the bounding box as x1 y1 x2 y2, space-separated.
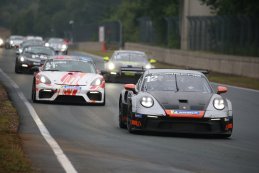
15 45 55 73
16 39 45 56
31 56 105 105
5 35 24 49
119 69 233 137
45 38 68 55
103 50 156 82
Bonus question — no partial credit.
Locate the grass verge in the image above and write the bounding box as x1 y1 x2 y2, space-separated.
0 84 35 173
84 50 259 90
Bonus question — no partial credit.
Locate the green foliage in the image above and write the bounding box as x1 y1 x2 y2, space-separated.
200 0 259 15
108 0 179 43
0 0 121 37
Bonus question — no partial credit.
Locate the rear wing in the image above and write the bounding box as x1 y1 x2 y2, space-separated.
185 68 209 75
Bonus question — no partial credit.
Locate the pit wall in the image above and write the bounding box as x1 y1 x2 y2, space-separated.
125 42 259 79
72 41 259 79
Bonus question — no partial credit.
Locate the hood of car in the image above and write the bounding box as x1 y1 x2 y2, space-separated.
114 61 147 67
24 53 49 60
149 91 213 110
39 71 99 86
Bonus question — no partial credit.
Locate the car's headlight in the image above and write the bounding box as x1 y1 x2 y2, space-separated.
19 48 23 53
213 98 225 110
0 39 3 45
61 44 67 51
10 40 14 44
45 43 50 47
145 64 152 69
40 75 51 84
108 62 115 70
91 78 104 87
20 56 25 62
140 96 154 108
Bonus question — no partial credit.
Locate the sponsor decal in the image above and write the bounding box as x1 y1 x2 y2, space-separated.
165 109 204 118
131 120 142 127
63 86 81 90
225 123 233 130
172 110 200 115
135 114 143 118
58 72 86 95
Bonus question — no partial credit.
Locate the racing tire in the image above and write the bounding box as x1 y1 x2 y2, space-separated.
31 80 38 103
127 102 135 133
15 62 21 73
119 99 127 129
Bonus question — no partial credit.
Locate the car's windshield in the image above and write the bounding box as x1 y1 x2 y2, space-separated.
142 73 212 93
24 47 55 55
43 59 96 73
114 52 148 63
10 36 24 40
21 40 44 47
48 38 63 43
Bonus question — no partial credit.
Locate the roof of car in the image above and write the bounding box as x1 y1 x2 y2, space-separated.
145 69 205 76
114 50 146 54
50 55 94 62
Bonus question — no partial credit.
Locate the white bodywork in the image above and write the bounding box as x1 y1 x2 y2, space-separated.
35 71 105 103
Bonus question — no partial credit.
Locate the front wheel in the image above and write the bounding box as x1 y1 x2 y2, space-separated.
127 102 135 133
31 80 37 103
119 100 127 129
15 62 21 73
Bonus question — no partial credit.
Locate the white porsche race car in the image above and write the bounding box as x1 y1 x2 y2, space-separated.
31 55 105 105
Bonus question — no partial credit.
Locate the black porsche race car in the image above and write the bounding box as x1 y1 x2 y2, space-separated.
15 45 55 73
119 69 233 137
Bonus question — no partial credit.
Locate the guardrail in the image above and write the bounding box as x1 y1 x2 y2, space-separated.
125 42 259 79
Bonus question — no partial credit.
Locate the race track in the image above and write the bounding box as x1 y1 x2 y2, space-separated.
0 49 259 173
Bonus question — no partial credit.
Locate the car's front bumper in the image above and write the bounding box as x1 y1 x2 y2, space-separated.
130 113 233 135
17 60 44 71
35 84 105 104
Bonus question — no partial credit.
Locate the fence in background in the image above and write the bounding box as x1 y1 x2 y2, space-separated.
71 16 258 57
188 16 259 57
70 21 121 49
137 16 180 48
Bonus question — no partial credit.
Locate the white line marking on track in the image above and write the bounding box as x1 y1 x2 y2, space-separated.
0 69 77 173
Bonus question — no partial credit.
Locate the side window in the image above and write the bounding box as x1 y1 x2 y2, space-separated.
136 75 144 91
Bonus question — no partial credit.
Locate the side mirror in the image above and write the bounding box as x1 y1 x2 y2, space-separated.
124 84 136 92
217 86 227 94
31 66 39 73
103 56 109 62
149 58 157 64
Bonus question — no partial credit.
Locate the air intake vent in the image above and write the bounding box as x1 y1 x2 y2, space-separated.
179 100 188 103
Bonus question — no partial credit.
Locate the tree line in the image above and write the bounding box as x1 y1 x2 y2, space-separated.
0 0 258 39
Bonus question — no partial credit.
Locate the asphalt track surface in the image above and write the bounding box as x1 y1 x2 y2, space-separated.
0 49 259 173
